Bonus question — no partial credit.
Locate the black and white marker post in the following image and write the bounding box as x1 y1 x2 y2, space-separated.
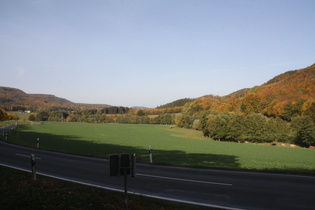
31 154 36 181
148 145 152 163
37 138 39 149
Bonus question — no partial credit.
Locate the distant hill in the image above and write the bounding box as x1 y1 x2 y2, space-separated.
131 106 150 109
183 63 315 118
0 87 111 111
157 98 194 109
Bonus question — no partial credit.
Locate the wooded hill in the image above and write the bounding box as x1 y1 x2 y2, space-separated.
182 63 315 121
0 87 110 111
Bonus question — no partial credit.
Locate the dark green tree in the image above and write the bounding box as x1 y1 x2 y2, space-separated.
208 115 229 140
226 114 247 142
245 113 267 142
152 114 174 124
265 117 292 142
291 116 315 147
36 111 49 121
137 110 145 116
200 113 210 137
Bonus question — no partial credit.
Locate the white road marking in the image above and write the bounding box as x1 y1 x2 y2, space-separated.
137 173 233 186
0 163 240 210
16 153 41 159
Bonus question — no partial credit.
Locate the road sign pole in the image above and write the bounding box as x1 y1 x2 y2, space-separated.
124 168 128 210
109 153 136 210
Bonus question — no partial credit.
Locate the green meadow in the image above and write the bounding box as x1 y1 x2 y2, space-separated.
6 122 315 174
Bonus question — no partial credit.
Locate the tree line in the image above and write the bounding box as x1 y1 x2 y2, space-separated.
30 107 176 125
1 100 313 148
27 106 315 147
175 111 315 147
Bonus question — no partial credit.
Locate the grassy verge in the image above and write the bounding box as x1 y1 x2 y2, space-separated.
0 120 17 128
4 122 315 174
0 166 205 210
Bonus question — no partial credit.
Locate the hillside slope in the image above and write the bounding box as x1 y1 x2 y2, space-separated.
0 87 110 111
183 63 315 119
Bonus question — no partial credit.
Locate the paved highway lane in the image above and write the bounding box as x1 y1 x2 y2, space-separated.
1 141 315 210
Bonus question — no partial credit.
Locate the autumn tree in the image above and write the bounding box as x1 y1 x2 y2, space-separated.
192 119 201 130
29 113 37 121
0 108 9 121
65 116 73 122
174 113 184 127
301 99 315 123
283 99 306 121
240 94 260 114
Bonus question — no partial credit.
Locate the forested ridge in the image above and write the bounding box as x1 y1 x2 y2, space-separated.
182 63 315 119
0 86 110 111
157 98 194 109
1 63 315 147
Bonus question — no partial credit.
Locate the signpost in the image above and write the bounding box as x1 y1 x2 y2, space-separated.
109 153 136 210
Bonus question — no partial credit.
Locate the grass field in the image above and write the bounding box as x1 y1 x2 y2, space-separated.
7 111 30 119
5 122 315 174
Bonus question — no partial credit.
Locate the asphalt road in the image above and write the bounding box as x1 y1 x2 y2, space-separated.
1 140 315 210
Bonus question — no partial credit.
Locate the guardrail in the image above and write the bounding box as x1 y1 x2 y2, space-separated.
0 123 18 141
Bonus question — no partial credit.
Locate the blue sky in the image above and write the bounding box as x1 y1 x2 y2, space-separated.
1 0 314 108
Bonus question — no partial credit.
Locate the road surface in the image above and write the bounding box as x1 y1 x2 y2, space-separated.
1 140 315 209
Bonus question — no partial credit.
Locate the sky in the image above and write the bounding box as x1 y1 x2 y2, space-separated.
1 0 315 108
